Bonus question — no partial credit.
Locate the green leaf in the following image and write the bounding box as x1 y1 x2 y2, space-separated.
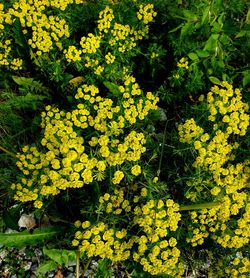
95 259 113 278
204 34 219 52
209 76 221 85
211 22 222 33
183 10 197 21
217 13 225 26
196 50 210 58
217 60 225 69
12 76 49 95
3 205 21 230
43 248 64 265
180 23 193 38
235 30 247 39
168 23 183 33
246 9 250 24
201 6 210 25
103 81 120 96
30 49 42 67
1 91 46 110
36 261 58 274
66 250 77 262
219 34 231 46
13 18 28 50
0 227 62 248
188 52 199 61
43 248 76 266
243 71 250 87
61 252 69 266
213 0 223 11
222 74 230 82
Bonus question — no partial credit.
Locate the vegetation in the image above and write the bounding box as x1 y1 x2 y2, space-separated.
0 0 249 277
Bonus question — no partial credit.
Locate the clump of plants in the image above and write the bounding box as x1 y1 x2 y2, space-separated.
0 1 249 277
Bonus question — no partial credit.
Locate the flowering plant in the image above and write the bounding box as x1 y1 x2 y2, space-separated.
0 1 249 277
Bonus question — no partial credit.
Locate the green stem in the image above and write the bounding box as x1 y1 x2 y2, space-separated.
158 120 168 176
82 258 92 277
180 201 221 211
0 145 16 158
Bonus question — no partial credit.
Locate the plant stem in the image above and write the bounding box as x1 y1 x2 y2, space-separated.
180 201 221 211
0 145 16 158
76 250 80 278
82 258 92 277
158 119 168 176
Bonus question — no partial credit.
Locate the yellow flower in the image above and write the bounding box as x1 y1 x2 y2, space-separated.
131 165 141 176
74 220 82 228
153 176 159 183
112 170 124 184
140 187 147 197
72 239 79 246
211 186 221 196
34 200 43 209
82 221 91 229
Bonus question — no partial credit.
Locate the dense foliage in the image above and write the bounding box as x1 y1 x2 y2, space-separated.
0 0 249 277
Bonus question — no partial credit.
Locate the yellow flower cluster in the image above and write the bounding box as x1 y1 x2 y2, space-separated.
99 188 131 214
122 75 159 123
105 52 116 64
178 118 204 144
187 206 222 246
10 58 23 70
213 202 250 248
63 5 156 75
64 46 82 62
210 254 250 278
137 4 157 24
74 186 184 276
80 33 101 54
0 39 23 70
12 73 158 207
111 23 131 41
207 81 249 136
97 6 115 33
0 40 11 66
192 130 234 171
50 0 84 11
0 3 4 31
225 256 250 278
72 221 134 262
179 82 249 182
133 199 184 276
83 57 99 68
177 57 189 69
11 146 43 206
3 0 73 56
94 65 104 75
188 178 250 248
109 22 138 52
134 199 181 239
215 162 249 196
179 82 250 249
